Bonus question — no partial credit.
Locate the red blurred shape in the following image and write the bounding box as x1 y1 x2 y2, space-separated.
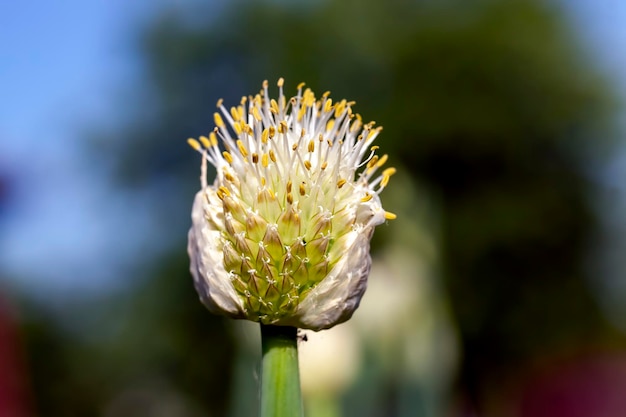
520 353 626 417
0 296 32 417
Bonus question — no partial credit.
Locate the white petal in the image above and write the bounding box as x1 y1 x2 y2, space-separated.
188 189 245 317
294 228 374 330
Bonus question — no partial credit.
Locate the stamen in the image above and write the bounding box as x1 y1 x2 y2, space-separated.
199 136 211 148
214 112 225 128
384 211 397 220
187 138 201 151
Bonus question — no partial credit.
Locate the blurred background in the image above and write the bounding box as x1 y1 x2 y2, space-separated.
1 0 626 416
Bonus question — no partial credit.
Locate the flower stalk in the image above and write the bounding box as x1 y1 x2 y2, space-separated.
186 78 395 417
260 324 303 417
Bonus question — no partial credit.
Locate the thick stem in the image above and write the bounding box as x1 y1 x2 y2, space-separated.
260 324 303 417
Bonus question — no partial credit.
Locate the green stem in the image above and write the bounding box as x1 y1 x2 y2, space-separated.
260 324 303 417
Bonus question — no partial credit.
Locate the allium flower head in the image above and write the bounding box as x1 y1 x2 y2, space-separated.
187 79 395 330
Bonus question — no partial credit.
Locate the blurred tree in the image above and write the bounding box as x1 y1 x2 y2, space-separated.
25 0 621 416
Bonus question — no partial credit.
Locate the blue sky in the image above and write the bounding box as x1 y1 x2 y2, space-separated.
0 0 163 297
1 0 625 302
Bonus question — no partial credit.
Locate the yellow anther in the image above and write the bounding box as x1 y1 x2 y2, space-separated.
222 151 233 164
209 132 218 147
277 77 284 87
269 126 276 138
322 90 331 98
232 121 242 135
297 82 306 90
252 153 259 164
187 138 201 151
308 140 315 153
370 145 379 151
262 153 269 167
297 103 307 122
381 174 391 188
384 211 397 220
367 155 380 169
236 140 248 157
263 80 269 88
261 177 266 186
224 172 234 182
366 129 377 140
270 99 279 114
361 193 373 202
286 181 292 193
230 106 240 121
240 96 247 105
324 98 333 113
279 121 288 134
376 154 388 167
252 106 262 121
299 183 306 196
198 136 211 148
287 193 294 205
326 119 335 132
334 99 346 117
218 186 231 197
216 98 223 108
214 112 225 128
320 161 328 170
304 89 316 106
292 144 298 151
304 160 312 170
382 167 397 177
337 179 347 188
269 150 277 162
259 129 269 144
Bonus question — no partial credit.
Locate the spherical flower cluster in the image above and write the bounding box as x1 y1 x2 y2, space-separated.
187 79 395 330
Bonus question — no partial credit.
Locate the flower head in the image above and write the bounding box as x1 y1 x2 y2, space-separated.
187 79 395 330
